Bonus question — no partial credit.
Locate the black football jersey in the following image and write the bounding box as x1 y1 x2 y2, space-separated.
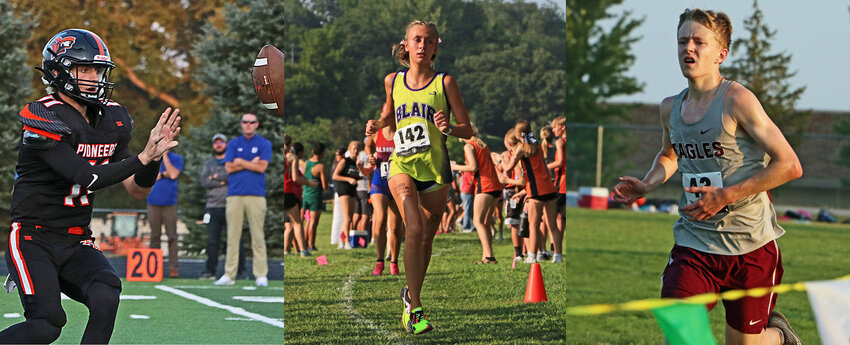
12 94 134 229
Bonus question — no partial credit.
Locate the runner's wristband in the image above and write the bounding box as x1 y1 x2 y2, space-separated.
134 160 162 187
442 124 454 136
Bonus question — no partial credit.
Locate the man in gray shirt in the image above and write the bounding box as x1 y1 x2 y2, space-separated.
200 134 245 279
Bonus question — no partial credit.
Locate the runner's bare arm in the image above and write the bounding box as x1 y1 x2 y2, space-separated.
612 97 679 203
451 144 478 172
547 137 565 170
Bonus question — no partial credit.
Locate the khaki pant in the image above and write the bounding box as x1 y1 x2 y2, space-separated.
148 204 178 273
224 196 268 279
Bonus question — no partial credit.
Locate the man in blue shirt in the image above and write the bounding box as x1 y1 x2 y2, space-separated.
214 113 272 287
147 150 184 278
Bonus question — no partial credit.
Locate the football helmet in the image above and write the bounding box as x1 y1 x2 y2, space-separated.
38 29 115 106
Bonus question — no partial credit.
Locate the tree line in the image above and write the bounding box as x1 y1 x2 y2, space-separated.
0 0 814 253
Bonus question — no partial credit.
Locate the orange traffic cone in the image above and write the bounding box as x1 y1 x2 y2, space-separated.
524 263 548 303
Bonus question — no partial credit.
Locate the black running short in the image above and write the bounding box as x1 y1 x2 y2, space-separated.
283 192 299 210
354 191 372 215
557 193 566 215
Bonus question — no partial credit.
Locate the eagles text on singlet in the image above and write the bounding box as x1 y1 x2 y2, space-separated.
395 102 436 124
672 141 724 160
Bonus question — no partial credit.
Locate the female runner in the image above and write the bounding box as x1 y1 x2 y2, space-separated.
365 20 472 334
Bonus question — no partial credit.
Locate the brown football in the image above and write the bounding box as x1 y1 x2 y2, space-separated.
252 45 285 116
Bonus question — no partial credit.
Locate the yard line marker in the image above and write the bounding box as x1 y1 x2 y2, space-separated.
3 313 20 318
233 296 285 303
155 285 284 329
168 285 284 291
226 317 285 322
120 295 157 300
130 314 150 319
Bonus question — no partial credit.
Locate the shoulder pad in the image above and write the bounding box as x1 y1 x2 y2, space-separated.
102 102 133 130
21 128 59 149
36 95 64 108
19 102 71 137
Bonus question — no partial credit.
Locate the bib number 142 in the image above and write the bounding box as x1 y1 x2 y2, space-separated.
394 122 431 156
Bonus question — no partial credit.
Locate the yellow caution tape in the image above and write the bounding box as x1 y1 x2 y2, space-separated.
567 275 850 315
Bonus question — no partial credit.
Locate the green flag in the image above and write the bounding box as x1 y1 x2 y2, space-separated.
651 303 717 345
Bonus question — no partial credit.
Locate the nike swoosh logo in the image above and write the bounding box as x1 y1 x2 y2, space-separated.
748 319 762 325
700 129 711 135
88 174 99 189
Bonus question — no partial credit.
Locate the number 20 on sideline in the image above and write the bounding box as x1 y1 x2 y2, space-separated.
126 248 163 282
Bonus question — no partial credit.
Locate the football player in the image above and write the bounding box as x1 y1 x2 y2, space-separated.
1 28 180 343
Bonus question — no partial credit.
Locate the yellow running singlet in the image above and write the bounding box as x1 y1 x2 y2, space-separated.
388 70 453 185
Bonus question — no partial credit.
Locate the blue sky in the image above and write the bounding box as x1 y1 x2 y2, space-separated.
602 1 850 111
528 0 849 111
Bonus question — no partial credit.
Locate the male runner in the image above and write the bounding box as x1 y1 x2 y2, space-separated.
612 9 804 344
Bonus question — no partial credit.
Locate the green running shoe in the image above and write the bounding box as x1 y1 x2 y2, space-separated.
402 307 433 334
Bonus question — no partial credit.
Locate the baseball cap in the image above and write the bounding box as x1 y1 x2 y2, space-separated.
212 133 227 143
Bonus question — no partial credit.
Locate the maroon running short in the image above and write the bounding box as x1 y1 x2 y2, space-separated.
661 240 783 334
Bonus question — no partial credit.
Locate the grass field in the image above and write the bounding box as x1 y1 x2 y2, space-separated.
565 207 850 344
283 208 566 344
0 278 283 344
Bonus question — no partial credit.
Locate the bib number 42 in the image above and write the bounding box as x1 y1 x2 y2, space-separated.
682 171 723 205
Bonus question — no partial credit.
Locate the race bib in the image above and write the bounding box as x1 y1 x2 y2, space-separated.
379 162 390 178
393 122 431 156
681 171 723 205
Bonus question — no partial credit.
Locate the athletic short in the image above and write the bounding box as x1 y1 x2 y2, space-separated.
557 193 566 215
413 178 445 193
283 193 299 210
529 192 559 202
661 241 783 334
370 173 393 198
302 194 324 212
446 188 460 204
478 190 501 198
335 180 357 198
354 191 372 215
5 223 122 319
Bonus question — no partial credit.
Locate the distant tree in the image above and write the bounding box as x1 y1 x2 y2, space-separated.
456 0 566 136
183 0 288 255
721 0 810 148
12 0 224 209
0 0 35 214
563 0 644 187
284 0 567 141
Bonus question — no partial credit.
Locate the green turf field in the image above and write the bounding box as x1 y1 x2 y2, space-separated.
565 207 850 344
283 209 566 344
0 278 283 344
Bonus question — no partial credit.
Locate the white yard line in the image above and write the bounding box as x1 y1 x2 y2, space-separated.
233 296 285 303
155 285 284 329
168 285 284 291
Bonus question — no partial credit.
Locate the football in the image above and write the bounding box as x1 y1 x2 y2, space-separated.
252 45 285 116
